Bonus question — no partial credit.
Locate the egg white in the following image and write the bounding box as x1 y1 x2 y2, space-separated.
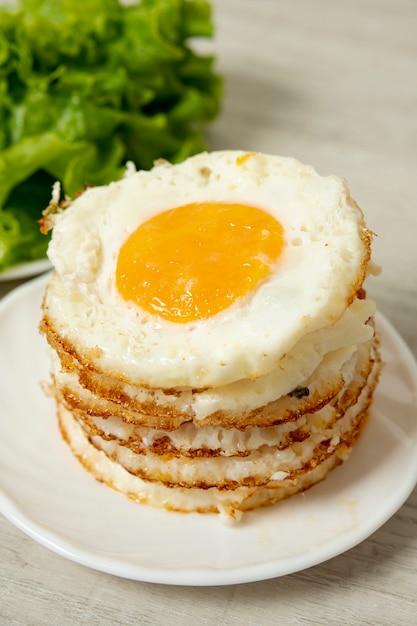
46 150 372 389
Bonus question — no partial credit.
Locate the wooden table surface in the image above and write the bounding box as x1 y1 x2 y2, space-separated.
1 0 417 624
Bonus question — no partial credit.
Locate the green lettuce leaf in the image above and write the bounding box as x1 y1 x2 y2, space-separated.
0 0 222 271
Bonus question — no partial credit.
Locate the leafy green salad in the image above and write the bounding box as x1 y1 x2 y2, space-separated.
0 0 222 272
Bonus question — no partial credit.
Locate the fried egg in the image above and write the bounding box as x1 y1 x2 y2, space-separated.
45 150 372 389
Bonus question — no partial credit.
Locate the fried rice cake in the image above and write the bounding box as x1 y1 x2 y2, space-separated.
39 150 382 522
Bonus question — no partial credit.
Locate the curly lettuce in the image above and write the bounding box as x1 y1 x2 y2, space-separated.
0 0 222 271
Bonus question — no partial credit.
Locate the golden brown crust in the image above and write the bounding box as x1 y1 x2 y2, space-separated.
56 384 375 516
40 308 377 430
50 334 381 518
52 341 381 495
55 338 380 464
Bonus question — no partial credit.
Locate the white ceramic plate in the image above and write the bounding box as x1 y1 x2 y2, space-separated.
0 258 51 282
1 274 417 586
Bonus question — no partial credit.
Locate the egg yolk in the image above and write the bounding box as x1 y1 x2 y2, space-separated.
116 202 285 323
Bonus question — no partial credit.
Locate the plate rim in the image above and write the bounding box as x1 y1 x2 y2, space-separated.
0 258 51 282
